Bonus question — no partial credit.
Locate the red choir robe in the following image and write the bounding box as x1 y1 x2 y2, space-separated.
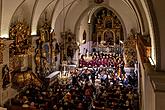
103 58 108 67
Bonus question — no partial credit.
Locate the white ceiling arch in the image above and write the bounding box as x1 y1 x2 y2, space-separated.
51 0 76 31
31 0 57 35
0 0 25 38
62 0 140 39
51 0 79 40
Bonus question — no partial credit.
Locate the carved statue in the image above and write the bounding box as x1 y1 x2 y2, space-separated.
102 10 106 18
2 65 10 88
0 39 5 64
97 16 102 24
35 48 41 66
40 30 46 42
9 22 31 55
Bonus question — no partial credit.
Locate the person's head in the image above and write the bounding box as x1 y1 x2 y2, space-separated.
53 105 58 110
81 55 84 59
77 102 83 108
59 107 63 110
30 102 35 106
40 108 44 110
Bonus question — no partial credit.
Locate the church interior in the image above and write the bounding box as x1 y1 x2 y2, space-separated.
0 0 165 110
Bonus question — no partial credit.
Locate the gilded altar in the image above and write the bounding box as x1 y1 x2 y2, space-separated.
9 22 32 71
8 22 41 89
123 33 151 67
60 30 79 62
0 39 5 65
92 8 124 47
123 33 137 67
34 23 60 79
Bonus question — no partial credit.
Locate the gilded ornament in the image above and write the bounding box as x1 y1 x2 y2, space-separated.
0 52 3 64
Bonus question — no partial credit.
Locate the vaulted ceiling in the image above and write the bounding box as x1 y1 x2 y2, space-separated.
0 0 165 71
0 0 149 37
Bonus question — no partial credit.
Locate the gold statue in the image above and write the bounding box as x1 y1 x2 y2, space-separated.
40 30 46 42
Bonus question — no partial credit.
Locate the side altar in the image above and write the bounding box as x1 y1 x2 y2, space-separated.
0 21 61 106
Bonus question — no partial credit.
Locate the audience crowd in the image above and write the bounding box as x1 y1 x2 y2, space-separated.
8 52 139 110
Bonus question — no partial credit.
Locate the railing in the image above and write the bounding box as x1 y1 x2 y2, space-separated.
136 35 165 110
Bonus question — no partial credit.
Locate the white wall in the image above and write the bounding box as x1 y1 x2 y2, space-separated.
155 92 165 110
153 0 165 71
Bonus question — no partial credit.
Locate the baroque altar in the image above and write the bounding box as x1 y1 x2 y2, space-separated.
123 32 137 67
34 23 60 79
92 8 124 53
60 30 79 63
93 8 123 45
9 21 37 89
